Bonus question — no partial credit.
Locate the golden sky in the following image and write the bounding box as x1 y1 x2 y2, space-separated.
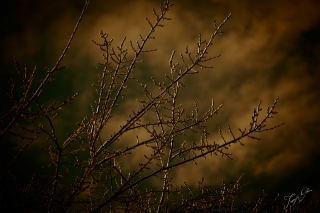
1 0 320 207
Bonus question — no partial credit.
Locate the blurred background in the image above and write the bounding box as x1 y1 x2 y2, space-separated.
1 0 320 210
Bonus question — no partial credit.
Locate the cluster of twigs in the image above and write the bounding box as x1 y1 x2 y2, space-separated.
0 0 317 212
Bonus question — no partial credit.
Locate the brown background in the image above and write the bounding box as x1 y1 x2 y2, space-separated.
1 0 320 209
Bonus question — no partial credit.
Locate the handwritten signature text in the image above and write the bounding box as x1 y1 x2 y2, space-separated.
284 187 312 209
